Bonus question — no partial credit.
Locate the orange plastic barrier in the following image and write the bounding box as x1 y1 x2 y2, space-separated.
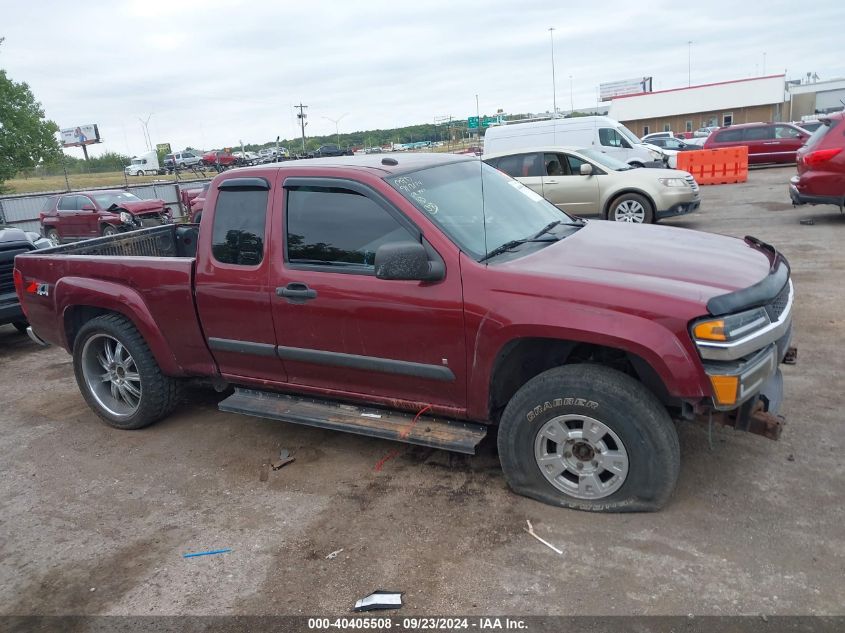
676 146 748 185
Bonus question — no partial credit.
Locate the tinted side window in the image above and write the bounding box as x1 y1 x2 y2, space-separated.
496 153 542 178
41 196 58 213
743 126 774 141
286 188 415 270
714 129 743 142
58 196 78 210
211 189 268 266
564 154 588 174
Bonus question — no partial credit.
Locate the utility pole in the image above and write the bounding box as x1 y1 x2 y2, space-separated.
475 94 480 142
569 75 574 113
549 27 557 118
687 41 692 87
295 103 308 154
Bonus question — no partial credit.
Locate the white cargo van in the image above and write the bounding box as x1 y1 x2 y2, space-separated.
124 151 162 176
483 116 666 168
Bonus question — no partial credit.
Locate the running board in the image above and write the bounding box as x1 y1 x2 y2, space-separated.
218 388 488 455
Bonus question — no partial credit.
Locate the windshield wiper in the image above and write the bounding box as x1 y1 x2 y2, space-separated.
479 237 557 262
531 219 584 239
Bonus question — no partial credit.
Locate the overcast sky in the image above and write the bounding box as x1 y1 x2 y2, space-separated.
2 0 843 158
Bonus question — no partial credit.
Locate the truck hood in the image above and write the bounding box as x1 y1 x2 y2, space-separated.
110 199 166 214
499 221 774 308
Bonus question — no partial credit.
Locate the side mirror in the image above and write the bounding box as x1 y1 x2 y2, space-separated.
374 242 444 282
579 163 593 176
81 204 96 211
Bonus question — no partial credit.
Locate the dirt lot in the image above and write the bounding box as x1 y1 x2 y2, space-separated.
1 166 843 616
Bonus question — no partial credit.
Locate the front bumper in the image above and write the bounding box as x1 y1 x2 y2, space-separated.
657 197 701 219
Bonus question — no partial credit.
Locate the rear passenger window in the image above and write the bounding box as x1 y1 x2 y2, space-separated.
286 187 415 271
714 129 743 142
743 126 774 141
58 196 79 210
211 189 268 266
496 153 543 178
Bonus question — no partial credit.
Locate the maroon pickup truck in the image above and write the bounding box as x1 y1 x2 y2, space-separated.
14 154 796 512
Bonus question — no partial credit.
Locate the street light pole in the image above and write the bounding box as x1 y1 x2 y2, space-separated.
569 75 574 113
549 27 557 118
687 41 692 87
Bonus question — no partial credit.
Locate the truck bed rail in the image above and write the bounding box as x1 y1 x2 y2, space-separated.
42 224 199 258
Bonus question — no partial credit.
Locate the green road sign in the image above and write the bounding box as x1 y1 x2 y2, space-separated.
467 116 479 129
156 143 171 154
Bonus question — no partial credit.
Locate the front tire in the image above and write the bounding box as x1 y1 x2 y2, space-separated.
102 225 118 237
72 314 182 429
608 193 654 223
46 228 61 246
497 365 680 512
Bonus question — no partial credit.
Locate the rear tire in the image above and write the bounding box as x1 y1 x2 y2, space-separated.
72 314 183 430
497 364 680 512
608 193 654 224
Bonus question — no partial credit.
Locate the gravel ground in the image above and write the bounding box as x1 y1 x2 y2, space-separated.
1 165 843 616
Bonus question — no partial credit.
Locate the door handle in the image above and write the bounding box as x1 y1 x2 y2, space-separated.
545 179 559 184
276 282 317 303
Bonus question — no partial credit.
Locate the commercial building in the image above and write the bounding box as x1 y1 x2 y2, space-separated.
608 75 787 137
787 78 845 120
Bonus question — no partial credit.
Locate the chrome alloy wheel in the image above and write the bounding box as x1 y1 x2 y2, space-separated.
534 414 629 499
81 334 142 420
613 199 646 222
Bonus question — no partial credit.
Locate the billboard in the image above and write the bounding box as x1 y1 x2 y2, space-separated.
60 124 100 147
599 77 653 101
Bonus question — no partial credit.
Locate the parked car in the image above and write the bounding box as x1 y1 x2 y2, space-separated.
645 137 704 152
39 190 173 244
233 151 260 162
312 144 353 158
642 131 676 141
703 122 811 164
124 151 163 177
483 116 667 169
789 111 845 210
201 150 241 169
484 146 700 223
163 151 203 171
16 154 795 513
795 120 823 134
693 126 719 138
181 183 210 223
0 225 51 335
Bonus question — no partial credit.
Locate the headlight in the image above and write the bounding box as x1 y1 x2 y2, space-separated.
692 308 770 343
659 177 688 187
119 211 133 224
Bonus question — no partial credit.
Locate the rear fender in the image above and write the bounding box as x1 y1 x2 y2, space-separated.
55 277 183 375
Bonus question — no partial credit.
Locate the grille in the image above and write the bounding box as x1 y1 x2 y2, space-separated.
765 282 790 321
0 246 32 302
684 174 699 192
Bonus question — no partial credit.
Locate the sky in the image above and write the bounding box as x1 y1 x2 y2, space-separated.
2 0 844 158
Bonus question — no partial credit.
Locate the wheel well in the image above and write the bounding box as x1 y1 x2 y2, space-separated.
64 306 111 350
603 189 656 219
487 338 674 423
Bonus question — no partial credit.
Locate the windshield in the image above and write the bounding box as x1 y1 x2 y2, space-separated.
92 192 142 207
387 160 571 261
577 148 631 171
130 158 144 165
617 124 642 146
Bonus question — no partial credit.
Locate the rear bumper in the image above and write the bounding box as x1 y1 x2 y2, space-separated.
789 181 843 207
657 198 701 219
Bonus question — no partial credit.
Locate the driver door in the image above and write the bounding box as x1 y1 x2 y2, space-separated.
269 179 467 410
541 152 600 215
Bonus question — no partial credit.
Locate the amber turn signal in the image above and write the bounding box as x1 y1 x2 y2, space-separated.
693 320 726 341
709 375 739 406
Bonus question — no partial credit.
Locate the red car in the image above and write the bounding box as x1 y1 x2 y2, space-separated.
201 150 240 169
703 122 810 165
40 190 172 244
180 183 210 222
790 111 845 209
16 155 796 512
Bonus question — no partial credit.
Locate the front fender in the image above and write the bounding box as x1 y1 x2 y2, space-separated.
467 299 709 420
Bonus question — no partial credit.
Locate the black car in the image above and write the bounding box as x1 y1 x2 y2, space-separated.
645 137 702 151
312 144 353 158
0 224 52 335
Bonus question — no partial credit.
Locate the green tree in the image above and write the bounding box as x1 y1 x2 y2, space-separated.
0 39 61 192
